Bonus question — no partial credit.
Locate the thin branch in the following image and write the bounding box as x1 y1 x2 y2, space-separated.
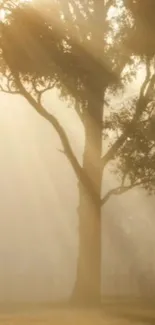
0 84 19 94
37 81 57 105
11 71 100 206
139 57 151 97
74 100 84 123
101 181 142 205
102 59 152 170
101 185 133 205
101 177 154 205
15 73 81 172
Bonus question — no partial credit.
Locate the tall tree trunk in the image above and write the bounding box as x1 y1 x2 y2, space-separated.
72 84 104 305
71 1 108 304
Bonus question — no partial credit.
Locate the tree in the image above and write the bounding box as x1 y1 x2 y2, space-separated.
0 0 155 304
124 0 155 57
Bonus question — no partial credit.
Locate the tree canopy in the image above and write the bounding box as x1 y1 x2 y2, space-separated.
124 0 155 57
0 0 155 201
0 1 120 112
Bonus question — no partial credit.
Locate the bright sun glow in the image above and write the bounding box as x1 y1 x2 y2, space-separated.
0 0 32 21
107 6 118 20
0 9 5 21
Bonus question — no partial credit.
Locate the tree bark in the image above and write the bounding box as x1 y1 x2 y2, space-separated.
71 85 104 305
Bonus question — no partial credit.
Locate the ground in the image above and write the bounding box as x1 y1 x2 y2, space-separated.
0 301 154 325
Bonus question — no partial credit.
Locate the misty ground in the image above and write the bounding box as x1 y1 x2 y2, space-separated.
0 300 154 324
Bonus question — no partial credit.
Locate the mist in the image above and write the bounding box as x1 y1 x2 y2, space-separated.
0 81 154 304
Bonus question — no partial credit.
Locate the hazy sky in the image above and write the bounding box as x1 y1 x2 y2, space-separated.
0 81 155 303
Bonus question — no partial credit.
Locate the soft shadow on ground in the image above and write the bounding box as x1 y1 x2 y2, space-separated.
102 298 155 324
0 301 155 325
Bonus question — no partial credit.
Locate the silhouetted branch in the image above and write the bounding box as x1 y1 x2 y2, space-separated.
139 57 151 97
0 84 19 94
6 70 100 206
74 100 84 122
101 179 151 205
102 59 153 169
13 72 82 174
37 81 57 105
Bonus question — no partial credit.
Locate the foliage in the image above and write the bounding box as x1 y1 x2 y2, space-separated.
0 0 120 112
0 0 155 200
124 0 155 57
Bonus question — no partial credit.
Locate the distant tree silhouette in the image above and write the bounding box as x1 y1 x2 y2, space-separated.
0 0 155 304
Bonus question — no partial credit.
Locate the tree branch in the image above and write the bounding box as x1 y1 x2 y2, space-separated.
9 71 100 206
14 72 82 175
101 184 135 205
102 59 152 169
37 81 57 105
101 178 153 205
0 84 19 94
